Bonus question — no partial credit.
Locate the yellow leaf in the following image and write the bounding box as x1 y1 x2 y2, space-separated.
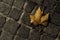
40 13 49 23
30 7 49 26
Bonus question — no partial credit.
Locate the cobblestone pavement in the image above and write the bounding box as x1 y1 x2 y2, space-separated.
0 0 60 40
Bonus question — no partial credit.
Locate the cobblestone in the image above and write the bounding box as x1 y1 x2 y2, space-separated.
17 24 30 39
3 20 20 35
44 23 59 38
50 12 60 26
2 0 14 5
29 0 43 5
28 29 40 40
0 31 13 40
9 7 22 20
14 35 26 40
24 1 37 13
13 0 26 9
0 2 11 15
58 32 60 40
40 33 55 40
0 0 60 40
0 15 6 35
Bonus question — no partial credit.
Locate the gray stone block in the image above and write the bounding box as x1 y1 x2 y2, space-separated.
55 2 60 13
29 0 43 5
47 2 60 26
58 32 60 40
17 24 30 38
2 0 14 5
40 33 55 40
24 1 37 13
28 29 40 40
0 15 6 35
9 8 22 20
44 23 59 38
13 0 26 9
21 12 31 26
3 20 20 35
14 35 26 40
0 15 6 28
50 12 60 26
0 31 13 40
0 2 11 15
42 0 57 13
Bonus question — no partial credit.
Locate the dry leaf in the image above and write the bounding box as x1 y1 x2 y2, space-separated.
30 7 42 25
40 13 49 26
30 7 49 26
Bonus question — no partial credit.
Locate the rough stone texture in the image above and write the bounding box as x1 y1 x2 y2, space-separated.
50 2 60 26
3 20 20 35
0 31 13 40
21 12 31 26
43 0 57 9
40 33 55 40
55 2 60 13
24 1 37 13
0 15 6 27
13 0 26 9
0 0 60 40
17 24 30 39
28 29 40 40
2 0 14 5
41 0 58 14
29 0 43 5
0 2 11 15
0 15 6 35
58 32 60 40
50 12 60 26
32 25 44 32
21 11 35 27
9 7 22 20
14 35 26 40
44 23 59 38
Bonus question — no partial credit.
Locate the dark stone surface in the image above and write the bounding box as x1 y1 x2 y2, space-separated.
0 15 6 27
0 2 11 15
21 12 31 26
0 0 60 40
2 0 14 5
43 0 57 8
28 29 40 40
13 0 26 9
42 0 57 13
0 15 6 35
0 31 13 40
9 8 22 20
42 1 60 26
40 33 55 40
50 2 60 26
29 0 43 5
58 32 60 40
54 2 60 13
17 24 30 39
50 12 60 26
14 35 26 40
44 23 59 38
3 20 20 35
24 1 37 13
